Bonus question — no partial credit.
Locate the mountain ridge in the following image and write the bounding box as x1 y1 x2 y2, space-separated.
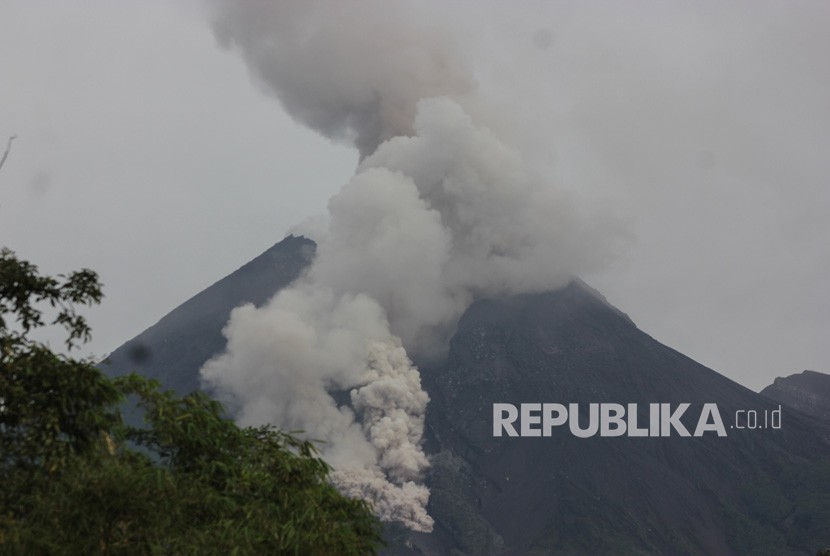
762 370 830 423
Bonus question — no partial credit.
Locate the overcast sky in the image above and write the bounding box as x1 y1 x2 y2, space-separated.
1 1 828 392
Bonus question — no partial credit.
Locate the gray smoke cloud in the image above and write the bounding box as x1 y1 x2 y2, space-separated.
202 0 622 530
209 0 472 159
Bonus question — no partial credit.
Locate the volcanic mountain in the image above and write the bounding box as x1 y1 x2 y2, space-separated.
102 236 830 555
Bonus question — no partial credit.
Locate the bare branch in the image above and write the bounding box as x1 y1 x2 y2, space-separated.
0 135 17 172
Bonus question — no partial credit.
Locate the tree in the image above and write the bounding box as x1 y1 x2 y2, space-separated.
0 248 383 554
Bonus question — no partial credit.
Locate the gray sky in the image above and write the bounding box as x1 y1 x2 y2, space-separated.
1 1 828 392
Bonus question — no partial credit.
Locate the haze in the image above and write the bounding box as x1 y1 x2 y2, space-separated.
1 1 828 392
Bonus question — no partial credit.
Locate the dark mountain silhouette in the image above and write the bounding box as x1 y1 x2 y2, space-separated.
102 236 830 555
762 371 830 423
410 286 830 555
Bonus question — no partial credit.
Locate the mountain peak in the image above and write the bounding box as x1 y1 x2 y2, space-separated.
762 370 830 422
100 235 314 394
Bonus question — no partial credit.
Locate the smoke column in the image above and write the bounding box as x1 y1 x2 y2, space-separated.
202 0 619 531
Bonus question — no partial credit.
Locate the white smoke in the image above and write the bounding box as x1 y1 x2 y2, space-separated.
201 284 435 530
202 0 621 531
330 469 432 532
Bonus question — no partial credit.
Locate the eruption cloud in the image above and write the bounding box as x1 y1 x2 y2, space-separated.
202 1 621 531
209 0 472 159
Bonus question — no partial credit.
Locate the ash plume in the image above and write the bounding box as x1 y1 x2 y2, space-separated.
202 0 621 531
209 0 472 159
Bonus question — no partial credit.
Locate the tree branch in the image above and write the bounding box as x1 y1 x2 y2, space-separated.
0 135 17 172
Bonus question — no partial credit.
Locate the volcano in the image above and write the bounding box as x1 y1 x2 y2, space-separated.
102 236 830 555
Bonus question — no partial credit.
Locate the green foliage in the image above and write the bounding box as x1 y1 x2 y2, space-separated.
0 248 116 478
0 248 382 554
0 247 102 349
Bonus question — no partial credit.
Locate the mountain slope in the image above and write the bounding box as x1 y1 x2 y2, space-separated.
415 284 830 555
762 371 830 422
100 235 314 394
102 238 830 555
